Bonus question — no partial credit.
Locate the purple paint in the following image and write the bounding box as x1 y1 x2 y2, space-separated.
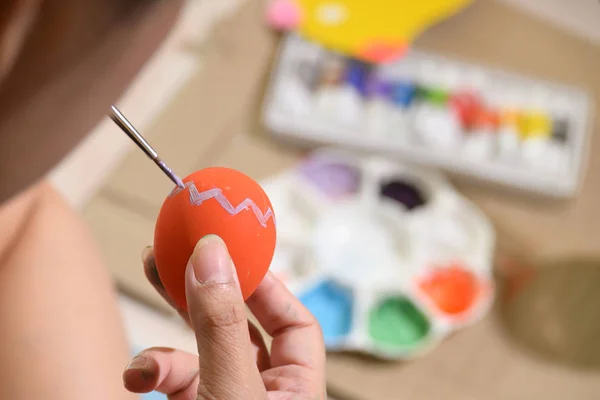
366 76 394 99
298 158 361 200
344 60 371 96
380 179 427 210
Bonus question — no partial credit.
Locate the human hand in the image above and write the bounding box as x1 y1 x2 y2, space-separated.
124 235 327 399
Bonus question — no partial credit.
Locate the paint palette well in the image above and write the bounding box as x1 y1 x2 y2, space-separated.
263 34 594 198
262 148 495 359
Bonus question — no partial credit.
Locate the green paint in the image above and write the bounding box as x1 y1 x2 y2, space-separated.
414 85 429 100
425 88 449 106
415 85 449 106
368 297 430 348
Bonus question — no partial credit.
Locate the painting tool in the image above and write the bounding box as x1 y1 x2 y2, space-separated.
109 105 185 189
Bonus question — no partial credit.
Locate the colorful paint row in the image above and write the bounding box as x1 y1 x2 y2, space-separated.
314 56 569 140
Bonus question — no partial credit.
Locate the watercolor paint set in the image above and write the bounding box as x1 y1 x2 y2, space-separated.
263 34 594 198
261 148 495 359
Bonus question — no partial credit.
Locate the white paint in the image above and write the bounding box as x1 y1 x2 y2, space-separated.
496 128 521 160
365 96 394 137
333 85 364 126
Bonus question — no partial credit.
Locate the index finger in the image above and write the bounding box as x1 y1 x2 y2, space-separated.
246 272 325 373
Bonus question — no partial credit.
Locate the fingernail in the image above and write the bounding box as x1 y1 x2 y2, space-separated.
145 260 165 291
141 246 153 263
126 355 148 371
190 235 235 284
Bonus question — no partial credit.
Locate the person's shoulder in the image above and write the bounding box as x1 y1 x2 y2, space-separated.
0 183 42 254
0 181 79 262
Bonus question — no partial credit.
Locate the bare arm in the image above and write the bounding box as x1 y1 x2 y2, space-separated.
0 182 136 400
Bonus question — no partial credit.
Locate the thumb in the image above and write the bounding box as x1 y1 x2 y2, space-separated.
185 234 264 399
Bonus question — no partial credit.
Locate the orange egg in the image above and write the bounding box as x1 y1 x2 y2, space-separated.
154 167 277 311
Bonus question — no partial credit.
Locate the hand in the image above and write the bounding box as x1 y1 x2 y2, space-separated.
123 235 327 399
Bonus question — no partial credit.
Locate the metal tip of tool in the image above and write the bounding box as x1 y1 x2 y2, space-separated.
109 105 185 189
174 176 185 189
158 159 185 189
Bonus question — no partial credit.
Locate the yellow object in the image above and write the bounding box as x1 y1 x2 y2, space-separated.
524 112 553 139
269 0 474 63
510 110 552 140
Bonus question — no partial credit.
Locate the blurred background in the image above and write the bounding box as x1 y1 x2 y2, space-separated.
49 0 600 399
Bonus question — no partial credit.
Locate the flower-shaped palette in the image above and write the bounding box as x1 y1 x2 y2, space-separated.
262 148 495 359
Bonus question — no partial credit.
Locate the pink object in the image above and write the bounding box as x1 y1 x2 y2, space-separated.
267 0 303 30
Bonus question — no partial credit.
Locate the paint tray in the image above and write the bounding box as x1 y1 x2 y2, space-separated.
262 148 495 359
262 34 594 198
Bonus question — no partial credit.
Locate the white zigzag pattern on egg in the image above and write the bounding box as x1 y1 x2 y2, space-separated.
171 182 274 228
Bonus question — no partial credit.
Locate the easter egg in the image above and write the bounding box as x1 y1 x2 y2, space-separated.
154 167 277 311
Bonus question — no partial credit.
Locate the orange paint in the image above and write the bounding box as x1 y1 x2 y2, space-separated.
154 167 277 311
419 264 480 315
500 109 520 127
358 40 408 63
474 108 500 131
